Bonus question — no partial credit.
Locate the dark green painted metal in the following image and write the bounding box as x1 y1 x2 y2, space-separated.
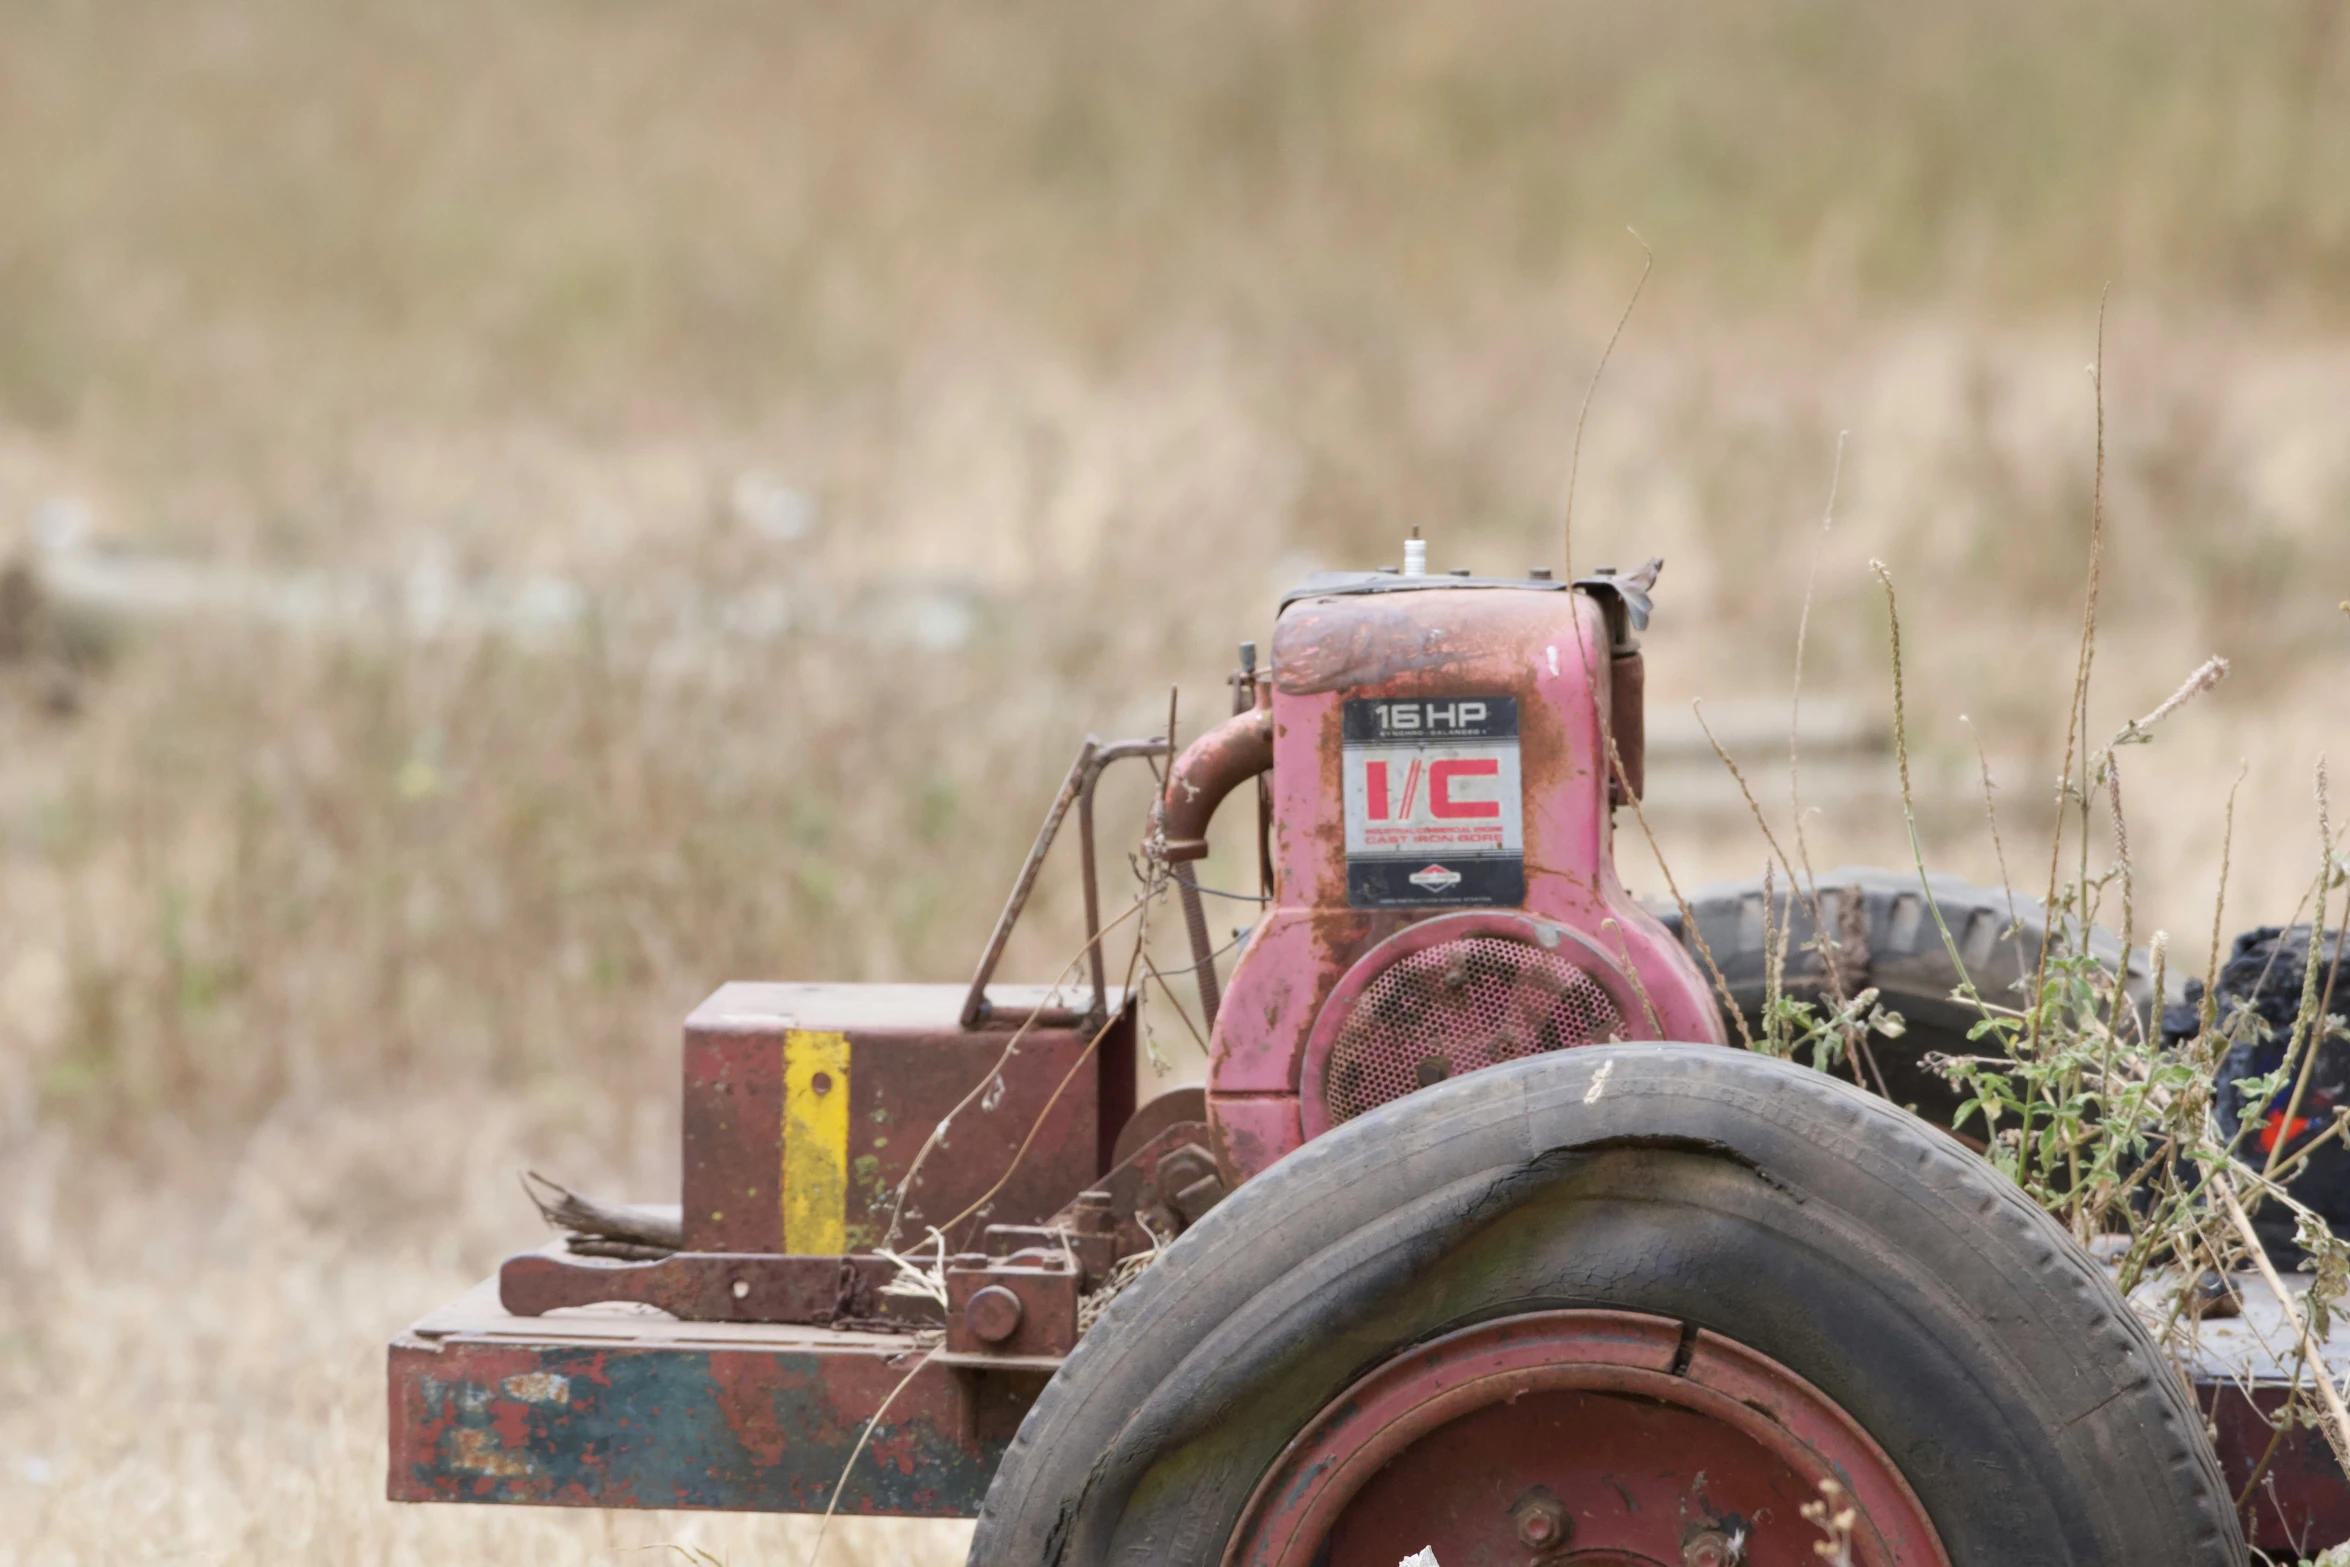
389 1327 1039 1516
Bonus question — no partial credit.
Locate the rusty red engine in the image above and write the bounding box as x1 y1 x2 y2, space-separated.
1178 558 1722 1180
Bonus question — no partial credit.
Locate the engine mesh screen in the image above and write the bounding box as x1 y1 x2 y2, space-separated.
1321 936 1624 1126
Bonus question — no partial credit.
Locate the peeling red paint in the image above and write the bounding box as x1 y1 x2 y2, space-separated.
869 1426 922 1476
708 1351 799 1469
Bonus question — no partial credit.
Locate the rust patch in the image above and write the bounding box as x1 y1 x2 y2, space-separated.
709 1350 817 1469
1274 605 1469 695
867 1425 925 1477
389 1329 1009 1514
449 1425 536 1477
501 1371 571 1405
1216 1113 1269 1175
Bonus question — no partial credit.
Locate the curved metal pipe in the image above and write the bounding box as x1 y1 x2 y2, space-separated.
1156 701 1274 865
1155 697 1272 1034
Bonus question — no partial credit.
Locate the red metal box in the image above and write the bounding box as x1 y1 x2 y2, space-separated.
682 983 1129 1256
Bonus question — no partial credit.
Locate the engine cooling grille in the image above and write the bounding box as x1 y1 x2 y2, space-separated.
1321 935 1624 1126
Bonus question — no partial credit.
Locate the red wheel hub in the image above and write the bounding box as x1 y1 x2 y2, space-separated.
1224 1311 1949 1567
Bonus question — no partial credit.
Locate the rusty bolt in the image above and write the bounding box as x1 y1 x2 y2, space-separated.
1512 1494 1568 1549
1072 1189 1116 1235
965 1285 1024 1345
1683 1528 1741 1567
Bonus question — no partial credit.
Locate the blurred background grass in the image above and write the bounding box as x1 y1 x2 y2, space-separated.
1 1 2347 1561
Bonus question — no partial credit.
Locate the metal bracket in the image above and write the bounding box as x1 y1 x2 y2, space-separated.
960 735 1169 1029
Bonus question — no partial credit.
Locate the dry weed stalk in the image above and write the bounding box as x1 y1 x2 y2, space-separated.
881 887 1153 1249
1960 714 2023 938
803 1345 943 1567
1668 307 2350 1531
1679 430 1906 1090
2025 290 2114 1063
1559 231 1653 583
811 814 1184 1565
1869 547 2350 1478
1597 719 1753 1050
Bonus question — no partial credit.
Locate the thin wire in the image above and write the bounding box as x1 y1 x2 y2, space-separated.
1140 957 1213 1054
1167 871 1270 904
1150 926 1253 976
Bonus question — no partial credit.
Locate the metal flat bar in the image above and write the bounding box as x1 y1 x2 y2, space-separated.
389 1283 1041 1517
1079 738 1170 1019
962 743 1096 1029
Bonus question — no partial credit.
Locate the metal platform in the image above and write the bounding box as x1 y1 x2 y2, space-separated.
2145 1270 2350 1553
388 1274 1038 1516
391 1263 2350 1550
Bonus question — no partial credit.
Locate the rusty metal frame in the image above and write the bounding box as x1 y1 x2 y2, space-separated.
961 736 1170 1030
391 1266 2350 1534
389 1276 1039 1516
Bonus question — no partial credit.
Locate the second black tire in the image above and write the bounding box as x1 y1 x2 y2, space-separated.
1663 866 2172 1133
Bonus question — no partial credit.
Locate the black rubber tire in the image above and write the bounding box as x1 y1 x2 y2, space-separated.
1657 866 2173 1134
970 1044 2241 1567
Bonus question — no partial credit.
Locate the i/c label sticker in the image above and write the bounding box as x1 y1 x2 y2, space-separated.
1342 696 1526 907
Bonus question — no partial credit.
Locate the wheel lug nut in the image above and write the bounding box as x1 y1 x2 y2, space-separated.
1511 1493 1568 1548
1683 1528 1741 1567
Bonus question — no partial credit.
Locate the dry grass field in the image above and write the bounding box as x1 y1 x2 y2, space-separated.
2 2 2348 1562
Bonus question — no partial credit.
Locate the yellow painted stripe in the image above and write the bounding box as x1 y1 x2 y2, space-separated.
782 1029 851 1254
